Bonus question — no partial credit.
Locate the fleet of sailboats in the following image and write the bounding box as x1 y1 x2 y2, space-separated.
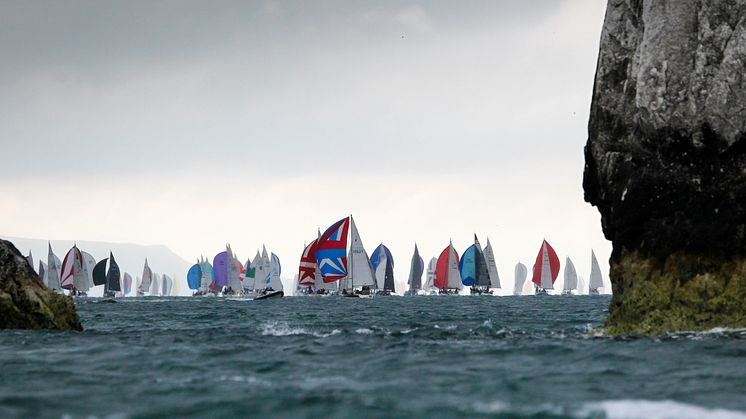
23 218 610 298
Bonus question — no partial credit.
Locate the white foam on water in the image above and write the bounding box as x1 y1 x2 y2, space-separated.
434 324 457 331
355 328 373 334
578 400 746 419
260 321 341 338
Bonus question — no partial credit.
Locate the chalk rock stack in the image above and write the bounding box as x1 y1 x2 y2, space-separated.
584 0 746 334
0 239 82 331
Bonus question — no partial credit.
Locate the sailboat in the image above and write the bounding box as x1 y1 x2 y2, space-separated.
187 262 202 295
38 261 47 287
199 257 215 295
26 251 34 272
316 217 350 285
435 242 462 294
532 239 560 295
122 272 133 296
250 250 266 295
137 259 153 296
483 238 501 291
46 243 62 292
405 244 424 296
297 237 321 295
425 257 437 294
563 257 578 295
589 250 604 295
371 244 395 296
212 250 229 295
150 273 161 296
92 252 122 298
268 253 284 292
513 262 527 295
460 235 492 295
224 244 244 296
339 216 377 297
60 245 88 296
161 274 173 296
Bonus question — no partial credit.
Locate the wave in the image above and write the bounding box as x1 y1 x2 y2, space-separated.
472 399 746 419
580 399 746 419
260 321 341 338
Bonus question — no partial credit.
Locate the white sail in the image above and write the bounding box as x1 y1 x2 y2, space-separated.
80 251 96 291
589 250 604 291
374 251 388 289
563 257 578 292
578 276 587 294
226 245 243 292
425 257 437 291
269 253 283 291
73 248 89 292
199 257 212 291
47 243 62 291
262 246 272 289
447 244 462 289
347 216 376 289
483 238 501 288
39 260 48 286
252 251 265 291
513 262 527 295
162 274 174 296
150 273 160 296
539 243 553 290
139 259 153 294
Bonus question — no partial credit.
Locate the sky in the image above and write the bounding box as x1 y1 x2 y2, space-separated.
0 0 610 294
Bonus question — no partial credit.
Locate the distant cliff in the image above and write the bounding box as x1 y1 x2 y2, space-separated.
584 0 746 334
0 239 82 331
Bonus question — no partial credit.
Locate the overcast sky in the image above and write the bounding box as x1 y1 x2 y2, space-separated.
0 0 610 293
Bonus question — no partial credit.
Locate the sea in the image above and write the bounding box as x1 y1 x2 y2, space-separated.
1 295 746 419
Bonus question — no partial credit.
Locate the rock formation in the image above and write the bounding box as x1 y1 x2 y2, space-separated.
0 239 82 331
584 0 746 334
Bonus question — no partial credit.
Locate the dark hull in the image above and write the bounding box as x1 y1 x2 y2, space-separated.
254 290 284 300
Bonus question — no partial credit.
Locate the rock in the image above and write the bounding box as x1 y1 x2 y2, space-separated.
0 239 82 331
584 0 746 334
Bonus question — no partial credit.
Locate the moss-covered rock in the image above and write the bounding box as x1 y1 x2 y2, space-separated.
604 250 746 335
0 239 82 331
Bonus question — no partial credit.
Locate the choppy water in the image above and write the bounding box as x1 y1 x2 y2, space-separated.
1 295 746 418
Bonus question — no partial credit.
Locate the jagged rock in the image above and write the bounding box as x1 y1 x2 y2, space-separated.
0 239 82 331
584 0 746 334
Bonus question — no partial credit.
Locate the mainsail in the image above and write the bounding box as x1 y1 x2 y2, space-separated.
252 251 265 291
226 245 243 292
425 257 437 290
81 251 96 292
483 238 501 288
531 240 560 290
269 252 283 291
589 250 604 292
563 257 578 292
407 244 424 291
139 259 153 294
513 262 527 295
150 273 161 296
161 274 173 296
316 217 350 282
199 258 214 291
345 216 376 290
39 261 47 287
47 243 62 291
262 246 272 289
26 251 34 272
123 272 133 295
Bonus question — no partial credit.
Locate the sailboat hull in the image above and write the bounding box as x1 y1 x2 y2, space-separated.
254 290 284 300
